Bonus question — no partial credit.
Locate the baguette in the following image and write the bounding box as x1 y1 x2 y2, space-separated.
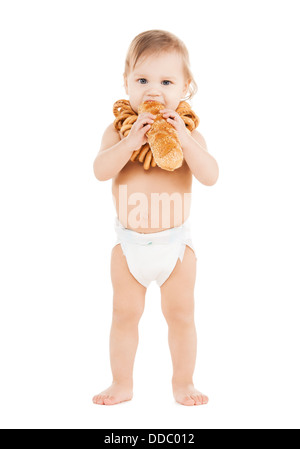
138 101 183 172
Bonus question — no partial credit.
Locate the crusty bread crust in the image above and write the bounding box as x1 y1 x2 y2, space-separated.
138 101 183 172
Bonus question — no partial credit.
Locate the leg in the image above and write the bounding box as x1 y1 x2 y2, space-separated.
160 246 208 406
93 244 147 405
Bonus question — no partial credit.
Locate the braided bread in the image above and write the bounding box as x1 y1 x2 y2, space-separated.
113 99 199 171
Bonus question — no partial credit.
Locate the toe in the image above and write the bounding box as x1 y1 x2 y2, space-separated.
190 395 200 405
104 396 116 405
93 394 107 405
195 394 204 405
198 394 208 405
200 394 208 404
93 395 101 404
203 395 209 404
182 395 195 406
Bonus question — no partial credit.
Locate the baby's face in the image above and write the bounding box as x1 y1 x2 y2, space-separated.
124 51 190 113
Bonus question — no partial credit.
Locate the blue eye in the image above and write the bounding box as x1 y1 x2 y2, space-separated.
162 80 172 85
138 78 147 84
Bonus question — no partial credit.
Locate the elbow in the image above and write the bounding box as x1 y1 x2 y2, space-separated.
93 159 110 182
201 162 219 186
94 171 111 182
202 178 217 187
209 161 219 186
208 167 219 186
93 160 103 181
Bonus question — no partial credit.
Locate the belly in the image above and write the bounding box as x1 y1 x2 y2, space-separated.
112 160 193 233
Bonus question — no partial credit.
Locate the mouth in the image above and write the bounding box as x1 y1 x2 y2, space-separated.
144 99 165 105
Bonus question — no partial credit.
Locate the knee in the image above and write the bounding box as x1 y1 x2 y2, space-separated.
162 303 195 328
112 298 144 326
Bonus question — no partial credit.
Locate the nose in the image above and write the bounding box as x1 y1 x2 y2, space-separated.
145 86 163 102
147 89 160 95
146 92 161 100
146 82 162 94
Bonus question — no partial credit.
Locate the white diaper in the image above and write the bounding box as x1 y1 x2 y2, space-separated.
113 217 197 288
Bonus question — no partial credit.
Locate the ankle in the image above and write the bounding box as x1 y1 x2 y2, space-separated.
112 379 133 389
172 377 194 389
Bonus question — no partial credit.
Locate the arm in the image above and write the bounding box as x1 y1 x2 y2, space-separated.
160 109 219 186
93 124 133 181
181 130 219 186
93 112 156 181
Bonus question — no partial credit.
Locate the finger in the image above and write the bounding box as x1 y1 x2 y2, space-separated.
138 115 155 124
161 111 179 120
133 122 151 133
166 117 177 125
141 124 151 133
160 108 176 115
138 112 156 120
135 118 154 130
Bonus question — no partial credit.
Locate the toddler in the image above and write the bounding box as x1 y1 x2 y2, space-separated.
92 30 218 406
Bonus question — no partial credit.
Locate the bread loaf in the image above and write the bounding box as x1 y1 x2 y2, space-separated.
138 101 183 172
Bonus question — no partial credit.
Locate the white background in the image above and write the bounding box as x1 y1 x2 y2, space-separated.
0 0 299 429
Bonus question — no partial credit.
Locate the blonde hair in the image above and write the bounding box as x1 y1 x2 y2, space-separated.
124 30 198 101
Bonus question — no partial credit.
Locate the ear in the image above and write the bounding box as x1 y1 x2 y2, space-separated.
182 79 191 98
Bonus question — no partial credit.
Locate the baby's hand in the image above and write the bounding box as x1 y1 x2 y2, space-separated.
125 113 156 151
160 109 189 146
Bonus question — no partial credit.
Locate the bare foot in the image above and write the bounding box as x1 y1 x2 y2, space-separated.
173 384 209 406
92 382 133 406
